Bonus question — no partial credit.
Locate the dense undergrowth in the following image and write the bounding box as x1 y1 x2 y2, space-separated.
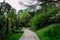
6 33 22 40
28 7 60 30
36 24 60 40
0 0 60 40
28 2 60 40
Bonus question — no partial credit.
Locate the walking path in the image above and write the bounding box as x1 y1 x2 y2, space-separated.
19 28 39 40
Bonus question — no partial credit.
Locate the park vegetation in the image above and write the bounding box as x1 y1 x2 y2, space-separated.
0 0 60 40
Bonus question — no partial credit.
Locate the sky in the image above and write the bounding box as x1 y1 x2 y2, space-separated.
0 0 41 11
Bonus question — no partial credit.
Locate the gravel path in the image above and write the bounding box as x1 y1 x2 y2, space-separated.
19 28 39 40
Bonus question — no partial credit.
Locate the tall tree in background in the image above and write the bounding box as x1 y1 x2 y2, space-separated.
7 8 17 32
18 10 31 27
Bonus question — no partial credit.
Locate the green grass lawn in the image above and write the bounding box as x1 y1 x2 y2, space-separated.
36 24 60 40
6 33 23 40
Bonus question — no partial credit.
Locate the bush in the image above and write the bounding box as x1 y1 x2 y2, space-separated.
36 24 60 40
44 24 60 40
5 33 23 40
28 8 59 30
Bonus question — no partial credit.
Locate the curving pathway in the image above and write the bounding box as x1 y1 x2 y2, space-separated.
19 28 39 40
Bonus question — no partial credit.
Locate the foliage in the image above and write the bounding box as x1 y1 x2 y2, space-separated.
0 0 60 40
5 33 23 40
28 7 60 30
18 10 31 27
36 24 60 40
44 24 60 40
0 2 23 40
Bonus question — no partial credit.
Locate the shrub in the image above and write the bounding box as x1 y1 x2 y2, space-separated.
36 24 60 40
44 24 60 40
28 8 59 30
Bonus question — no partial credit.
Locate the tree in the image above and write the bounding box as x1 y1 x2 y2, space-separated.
7 8 17 33
18 10 31 27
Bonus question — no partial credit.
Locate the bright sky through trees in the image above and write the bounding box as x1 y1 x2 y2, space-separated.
0 0 41 11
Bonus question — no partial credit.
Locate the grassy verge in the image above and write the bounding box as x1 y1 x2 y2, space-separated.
6 33 23 40
36 26 50 40
36 24 60 40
